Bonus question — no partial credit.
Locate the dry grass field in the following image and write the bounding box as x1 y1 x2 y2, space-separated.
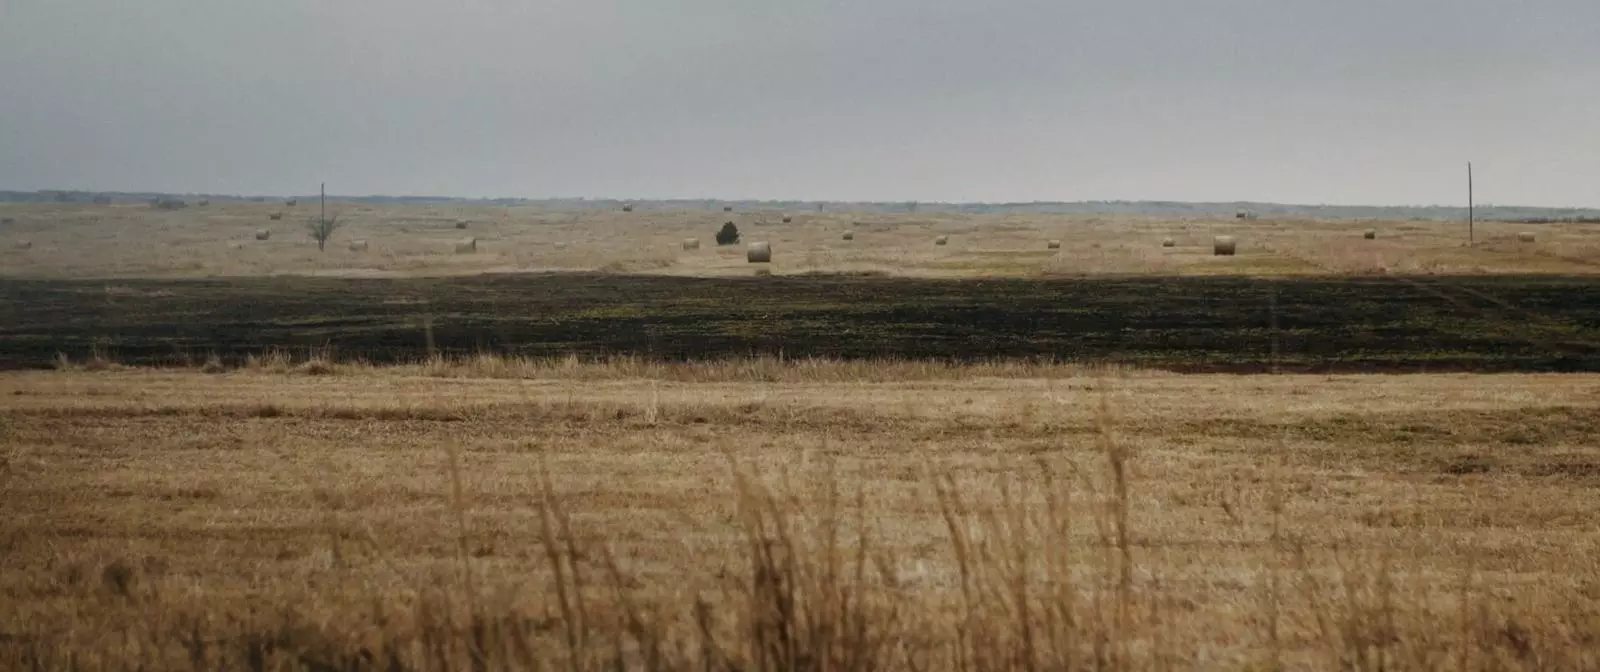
4 201 1600 669
3 356 1600 669
3 201 1600 279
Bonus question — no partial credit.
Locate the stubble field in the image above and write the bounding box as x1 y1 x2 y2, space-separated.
2 202 1599 670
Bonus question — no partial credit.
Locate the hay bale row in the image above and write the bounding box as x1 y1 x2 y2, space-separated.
1213 236 1236 256
455 237 477 254
255 229 271 241
348 239 369 251
747 241 771 263
682 238 700 250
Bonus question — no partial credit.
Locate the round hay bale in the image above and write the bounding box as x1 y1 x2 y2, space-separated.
1213 236 1237 256
747 241 772 263
348 239 369 251
455 219 469 229
197 199 210 207
935 235 949 246
255 229 271 241
782 215 792 223
16 239 32 250
622 204 634 212
1047 240 1061 249
682 238 701 250
1363 229 1377 240
285 199 298 207
842 231 854 241
268 212 283 221
723 205 733 212
1517 231 1536 243
1161 238 1176 248
454 237 477 254
554 242 568 250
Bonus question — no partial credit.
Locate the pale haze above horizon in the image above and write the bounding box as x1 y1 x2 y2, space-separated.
1 1 1596 207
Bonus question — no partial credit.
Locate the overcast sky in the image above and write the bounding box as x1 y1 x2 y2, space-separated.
1 1 1596 206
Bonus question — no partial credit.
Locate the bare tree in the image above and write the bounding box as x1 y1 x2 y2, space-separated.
306 213 342 251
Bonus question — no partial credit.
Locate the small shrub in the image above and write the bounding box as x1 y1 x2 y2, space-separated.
306 213 342 251
716 222 740 246
294 359 336 376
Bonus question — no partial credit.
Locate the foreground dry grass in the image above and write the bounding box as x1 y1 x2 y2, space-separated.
4 201 1599 279
3 358 1600 669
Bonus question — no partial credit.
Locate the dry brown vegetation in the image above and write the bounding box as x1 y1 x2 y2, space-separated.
4 200 1599 669
2 201 1598 279
5 356 1600 669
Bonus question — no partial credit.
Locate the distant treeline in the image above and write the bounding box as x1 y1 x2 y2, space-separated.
3 189 1597 222
1493 216 1600 224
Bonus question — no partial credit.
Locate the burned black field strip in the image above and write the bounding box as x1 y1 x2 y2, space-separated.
2 273 1599 372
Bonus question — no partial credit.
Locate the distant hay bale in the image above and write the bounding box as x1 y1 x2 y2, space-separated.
1161 238 1176 248
15 240 31 250
254 229 271 241
197 199 210 207
782 215 792 223
455 237 477 254
747 241 772 263
285 199 298 207
348 239 369 251
1 218 13 225
724 205 733 212
554 242 568 250
622 204 634 212
454 219 469 229
1213 236 1237 256
935 235 949 246
1363 229 1377 240
1517 232 1536 243
268 212 283 221
682 238 700 250
842 231 854 241
1047 240 1061 249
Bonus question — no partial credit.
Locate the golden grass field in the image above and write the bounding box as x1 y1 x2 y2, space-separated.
3 201 1599 279
4 201 1600 669
4 354 1600 669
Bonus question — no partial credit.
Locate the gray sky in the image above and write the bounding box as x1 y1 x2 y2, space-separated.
1 1 1596 206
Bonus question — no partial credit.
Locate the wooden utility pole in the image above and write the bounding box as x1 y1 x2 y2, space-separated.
1467 163 1474 244
320 182 326 225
